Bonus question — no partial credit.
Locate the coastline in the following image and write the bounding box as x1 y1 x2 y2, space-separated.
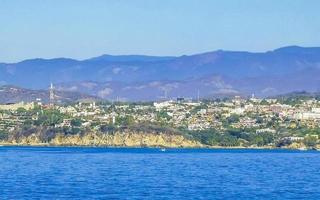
0 130 317 150
0 142 316 151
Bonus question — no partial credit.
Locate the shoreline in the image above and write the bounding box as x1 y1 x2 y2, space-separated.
0 143 317 151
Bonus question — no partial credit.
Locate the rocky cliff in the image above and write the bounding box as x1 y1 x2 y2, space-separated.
2 130 203 148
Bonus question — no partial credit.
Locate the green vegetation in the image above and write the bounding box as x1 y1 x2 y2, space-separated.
34 109 67 126
187 128 275 147
1 96 320 149
0 130 8 140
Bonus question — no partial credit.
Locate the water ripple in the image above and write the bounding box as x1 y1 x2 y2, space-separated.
0 147 319 199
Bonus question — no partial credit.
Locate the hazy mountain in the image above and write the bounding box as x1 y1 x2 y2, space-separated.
1 46 320 100
0 85 98 104
55 75 239 101
54 68 320 101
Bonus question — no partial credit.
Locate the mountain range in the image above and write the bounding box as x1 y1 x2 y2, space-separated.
1 45 320 101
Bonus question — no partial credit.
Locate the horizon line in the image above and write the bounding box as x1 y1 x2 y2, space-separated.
1 45 319 64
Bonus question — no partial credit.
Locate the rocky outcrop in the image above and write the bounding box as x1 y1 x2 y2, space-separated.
2 131 203 148
287 142 306 149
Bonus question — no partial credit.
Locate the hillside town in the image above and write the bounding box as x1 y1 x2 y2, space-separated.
1 91 320 149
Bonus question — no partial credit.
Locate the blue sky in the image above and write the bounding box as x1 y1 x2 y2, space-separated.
0 0 319 62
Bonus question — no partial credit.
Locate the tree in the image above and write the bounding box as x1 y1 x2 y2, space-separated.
71 119 82 127
227 114 240 124
260 99 269 105
16 107 27 114
115 115 134 126
256 116 264 124
0 130 8 140
35 109 65 126
304 135 318 148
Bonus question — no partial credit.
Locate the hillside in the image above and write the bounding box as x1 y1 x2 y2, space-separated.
0 85 98 104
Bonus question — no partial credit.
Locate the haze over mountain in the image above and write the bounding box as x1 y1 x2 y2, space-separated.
1 46 320 101
0 85 98 104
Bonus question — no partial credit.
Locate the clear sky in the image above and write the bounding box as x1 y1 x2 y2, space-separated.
0 0 319 62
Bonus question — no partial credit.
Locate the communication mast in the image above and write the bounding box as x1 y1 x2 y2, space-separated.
49 83 55 107
111 100 116 125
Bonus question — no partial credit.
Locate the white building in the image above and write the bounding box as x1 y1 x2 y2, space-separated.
294 112 320 120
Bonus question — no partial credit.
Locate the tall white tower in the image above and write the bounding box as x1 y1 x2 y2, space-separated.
112 100 116 125
49 83 55 107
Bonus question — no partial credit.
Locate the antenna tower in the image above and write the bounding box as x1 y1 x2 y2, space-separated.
49 83 55 107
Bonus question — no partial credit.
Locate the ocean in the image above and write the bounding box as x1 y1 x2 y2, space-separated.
0 147 319 199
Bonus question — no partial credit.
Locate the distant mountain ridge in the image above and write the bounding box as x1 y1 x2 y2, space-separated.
1 46 320 100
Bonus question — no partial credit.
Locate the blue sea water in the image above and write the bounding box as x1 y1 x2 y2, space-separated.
0 147 319 200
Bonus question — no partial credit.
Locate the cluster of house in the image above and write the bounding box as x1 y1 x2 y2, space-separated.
1 96 320 136
0 103 34 132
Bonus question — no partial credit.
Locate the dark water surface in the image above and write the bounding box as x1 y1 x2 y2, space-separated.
0 147 319 199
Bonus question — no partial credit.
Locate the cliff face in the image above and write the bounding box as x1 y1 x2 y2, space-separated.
3 131 203 148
